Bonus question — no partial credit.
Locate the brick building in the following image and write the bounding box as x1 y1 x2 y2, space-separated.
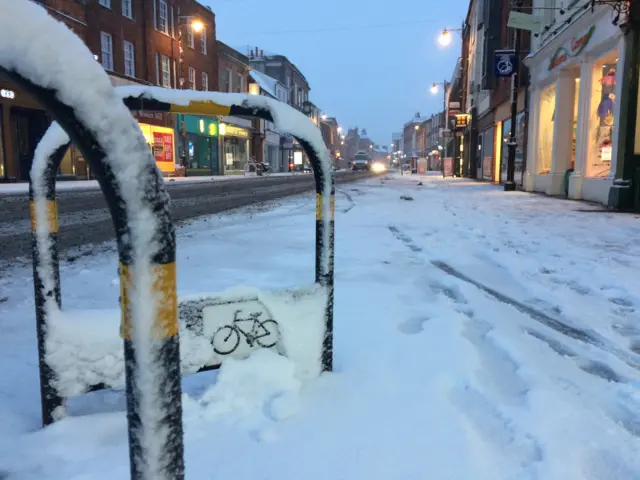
0 0 218 182
216 41 254 172
0 0 88 182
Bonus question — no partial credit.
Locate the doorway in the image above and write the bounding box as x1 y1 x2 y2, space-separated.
12 107 51 182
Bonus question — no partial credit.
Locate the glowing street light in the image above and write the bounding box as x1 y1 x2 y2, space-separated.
430 83 439 95
191 19 204 32
337 126 342 133
438 29 453 47
414 125 419 130
321 113 328 120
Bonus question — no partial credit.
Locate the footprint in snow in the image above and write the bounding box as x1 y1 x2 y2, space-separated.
397 316 430 335
609 297 634 308
429 281 467 305
461 319 529 404
448 383 542 465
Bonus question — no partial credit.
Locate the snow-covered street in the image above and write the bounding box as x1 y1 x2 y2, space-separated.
1 173 640 479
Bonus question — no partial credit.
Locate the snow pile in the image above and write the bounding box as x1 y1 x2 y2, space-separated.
46 286 327 397
199 349 301 421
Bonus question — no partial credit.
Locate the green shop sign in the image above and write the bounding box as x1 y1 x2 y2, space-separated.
180 115 218 137
548 25 596 71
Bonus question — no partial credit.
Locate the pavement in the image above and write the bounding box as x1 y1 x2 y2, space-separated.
0 170 372 262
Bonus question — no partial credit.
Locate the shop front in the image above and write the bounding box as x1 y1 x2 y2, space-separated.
133 111 176 177
476 110 498 182
220 122 250 174
0 82 52 182
176 114 219 176
524 8 623 203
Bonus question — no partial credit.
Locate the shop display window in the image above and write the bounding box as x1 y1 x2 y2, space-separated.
482 126 494 181
586 50 618 178
223 136 249 172
537 83 556 174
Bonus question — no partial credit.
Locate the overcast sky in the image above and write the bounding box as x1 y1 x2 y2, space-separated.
206 0 468 146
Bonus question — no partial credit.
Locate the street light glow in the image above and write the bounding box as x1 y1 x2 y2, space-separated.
438 29 453 47
337 126 342 133
321 113 327 120
191 20 204 32
414 125 419 130
430 83 439 95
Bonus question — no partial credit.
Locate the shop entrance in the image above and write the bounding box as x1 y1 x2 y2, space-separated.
12 106 50 182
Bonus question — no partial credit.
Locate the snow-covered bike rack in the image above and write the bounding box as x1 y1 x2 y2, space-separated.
32 88 335 410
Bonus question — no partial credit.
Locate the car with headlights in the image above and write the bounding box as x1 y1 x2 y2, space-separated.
371 162 387 173
352 151 371 171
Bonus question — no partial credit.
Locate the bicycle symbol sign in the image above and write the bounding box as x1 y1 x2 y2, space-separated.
494 51 516 78
212 309 279 355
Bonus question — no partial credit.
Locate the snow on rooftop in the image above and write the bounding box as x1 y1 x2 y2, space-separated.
249 69 279 98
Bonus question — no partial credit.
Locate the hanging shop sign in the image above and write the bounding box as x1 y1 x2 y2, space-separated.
494 50 516 78
448 101 461 117
548 25 596 71
455 114 470 130
220 123 249 138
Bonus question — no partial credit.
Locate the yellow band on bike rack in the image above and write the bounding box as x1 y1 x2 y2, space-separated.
119 262 178 340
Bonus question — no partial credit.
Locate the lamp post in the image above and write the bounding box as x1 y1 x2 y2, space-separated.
175 11 204 175
503 2 522 192
431 80 450 177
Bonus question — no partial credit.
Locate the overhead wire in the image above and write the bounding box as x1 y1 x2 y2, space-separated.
237 17 444 35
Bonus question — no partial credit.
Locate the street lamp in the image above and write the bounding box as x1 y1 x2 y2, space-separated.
431 79 450 177
337 126 342 133
437 27 463 48
177 14 205 89
321 113 328 121
438 29 453 46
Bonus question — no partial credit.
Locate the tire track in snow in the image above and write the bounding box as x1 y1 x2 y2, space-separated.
388 223 640 374
388 224 542 468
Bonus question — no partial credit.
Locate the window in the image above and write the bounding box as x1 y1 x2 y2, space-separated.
188 66 195 90
235 73 243 92
122 0 132 18
161 55 171 87
201 28 207 55
220 69 231 92
201 72 209 91
158 0 168 33
100 32 113 71
187 28 194 48
99 0 111 7
124 41 135 77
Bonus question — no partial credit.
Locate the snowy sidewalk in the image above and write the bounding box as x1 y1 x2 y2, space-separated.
0 174 639 479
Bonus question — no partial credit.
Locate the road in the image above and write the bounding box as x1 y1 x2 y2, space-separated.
0 171 372 261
